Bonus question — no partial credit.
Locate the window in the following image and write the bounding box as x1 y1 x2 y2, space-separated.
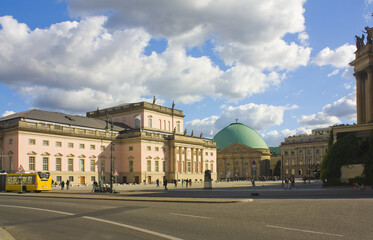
210 164 213 172
29 156 35 170
68 158 74 171
90 159 95 172
91 176 96 182
8 156 12 171
56 176 62 182
187 162 191 172
148 117 152 128
68 142 74 148
205 152 208 156
56 141 62 147
135 118 140 128
155 161 159 172
101 159 106 172
90 144 95 150
29 139 36 145
176 123 180 132
8 138 13 145
210 152 213 156
129 160 133 172
43 140 49 146
80 159 85 172
147 160 151 172
316 148 320 154
205 163 208 170
80 144 85 149
68 176 74 182
159 119 162 129
147 146 151 151
56 158 61 171
163 148 166 152
129 146 133 151
101 146 105 151
163 161 165 172
155 147 159 152
43 157 49 171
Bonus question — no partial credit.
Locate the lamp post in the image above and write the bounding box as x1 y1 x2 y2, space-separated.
105 114 114 193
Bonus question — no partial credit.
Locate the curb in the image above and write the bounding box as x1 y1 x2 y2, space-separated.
0 227 15 240
0 192 253 203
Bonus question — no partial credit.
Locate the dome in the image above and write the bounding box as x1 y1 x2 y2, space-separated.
213 123 269 150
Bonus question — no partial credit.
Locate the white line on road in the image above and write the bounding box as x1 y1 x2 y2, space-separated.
169 212 211 219
0 204 183 240
266 224 344 237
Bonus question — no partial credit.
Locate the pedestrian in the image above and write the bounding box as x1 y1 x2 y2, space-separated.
61 180 65 190
92 181 98 192
189 179 192 187
285 177 289 190
174 179 177 188
156 179 159 188
66 179 70 190
163 177 168 191
185 179 188 188
251 177 255 187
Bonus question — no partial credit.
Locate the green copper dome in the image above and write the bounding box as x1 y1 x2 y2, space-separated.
213 123 269 150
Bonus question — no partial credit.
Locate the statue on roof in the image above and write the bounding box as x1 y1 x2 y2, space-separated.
191 130 194 137
153 96 156 104
363 26 373 44
184 129 187 135
200 131 203 138
355 34 365 50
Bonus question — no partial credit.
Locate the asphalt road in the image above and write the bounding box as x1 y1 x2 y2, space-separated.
1 195 372 240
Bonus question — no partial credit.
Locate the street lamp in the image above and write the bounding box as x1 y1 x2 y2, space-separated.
105 114 114 193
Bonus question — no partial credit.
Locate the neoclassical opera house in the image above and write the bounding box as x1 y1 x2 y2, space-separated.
213 123 271 180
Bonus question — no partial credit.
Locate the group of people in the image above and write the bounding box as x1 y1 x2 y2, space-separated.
51 179 70 190
155 178 194 190
284 176 295 190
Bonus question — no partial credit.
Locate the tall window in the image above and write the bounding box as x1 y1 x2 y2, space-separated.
129 160 133 172
155 161 159 172
8 156 12 171
187 162 191 172
101 159 106 172
159 119 162 129
8 138 13 144
210 163 213 172
80 159 85 172
147 160 151 172
29 156 35 170
90 160 95 172
148 117 152 128
43 157 49 171
176 123 180 133
68 158 74 171
56 158 61 171
135 118 140 128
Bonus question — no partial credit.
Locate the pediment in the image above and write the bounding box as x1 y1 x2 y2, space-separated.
41 152 50 156
89 155 97 159
27 151 37 155
78 154 86 158
67 154 75 157
54 153 63 157
218 142 260 154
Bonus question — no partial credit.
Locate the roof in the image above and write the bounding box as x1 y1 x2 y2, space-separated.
213 123 269 150
269 147 281 155
0 109 127 131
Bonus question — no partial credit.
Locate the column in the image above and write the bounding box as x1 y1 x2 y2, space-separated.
355 72 364 124
173 145 177 173
191 148 194 173
201 149 204 173
367 69 373 123
184 147 187 173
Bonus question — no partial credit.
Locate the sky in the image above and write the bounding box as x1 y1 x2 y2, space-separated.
1 0 372 147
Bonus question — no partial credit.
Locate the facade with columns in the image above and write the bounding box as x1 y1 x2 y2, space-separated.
280 128 330 179
0 101 217 186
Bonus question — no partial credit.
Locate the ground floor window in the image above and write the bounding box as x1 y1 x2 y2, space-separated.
80 159 85 172
29 156 35 171
56 176 62 182
43 157 49 171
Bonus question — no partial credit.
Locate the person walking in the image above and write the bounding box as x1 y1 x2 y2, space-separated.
156 179 159 188
60 180 65 190
66 179 70 190
163 177 168 191
174 179 177 188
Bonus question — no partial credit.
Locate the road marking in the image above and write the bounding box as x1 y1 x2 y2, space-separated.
169 213 211 219
0 204 74 216
266 224 344 237
0 205 183 240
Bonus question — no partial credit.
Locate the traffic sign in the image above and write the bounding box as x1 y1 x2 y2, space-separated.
113 170 119 177
17 165 25 173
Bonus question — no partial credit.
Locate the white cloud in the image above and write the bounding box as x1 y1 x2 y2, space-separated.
298 92 356 128
261 127 311 147
327 69 339 77
1 110 15 117
298 31 309 46
312 44 355 69
185 102 295 141
0 7 311 113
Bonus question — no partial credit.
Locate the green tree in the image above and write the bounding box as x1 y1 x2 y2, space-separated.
273 160 281 176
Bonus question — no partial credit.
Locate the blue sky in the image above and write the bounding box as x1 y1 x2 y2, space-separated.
1 0 372 146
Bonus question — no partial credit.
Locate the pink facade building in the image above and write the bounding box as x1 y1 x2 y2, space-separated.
0 102 217 185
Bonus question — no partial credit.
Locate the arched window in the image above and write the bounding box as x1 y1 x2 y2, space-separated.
148 116 153 128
